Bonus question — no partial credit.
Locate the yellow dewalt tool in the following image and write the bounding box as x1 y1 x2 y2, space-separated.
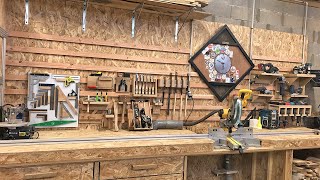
64 76 75 87
214 88 260 153
226 136 244 153
238 89 252 108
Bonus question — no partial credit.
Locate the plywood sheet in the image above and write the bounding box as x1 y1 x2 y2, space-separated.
253 28 304 61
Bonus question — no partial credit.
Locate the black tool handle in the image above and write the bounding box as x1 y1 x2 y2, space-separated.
167 73 173 116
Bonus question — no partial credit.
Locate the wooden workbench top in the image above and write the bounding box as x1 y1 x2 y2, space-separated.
0 128 319 168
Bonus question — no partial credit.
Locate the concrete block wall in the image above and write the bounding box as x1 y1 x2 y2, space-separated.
203 0 320 67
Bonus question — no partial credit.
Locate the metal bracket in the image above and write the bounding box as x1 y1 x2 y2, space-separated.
174 17 179 42
131 12 136 38
25 0 29 25
175 8 194 42
131 3 144 38
82 0 88 32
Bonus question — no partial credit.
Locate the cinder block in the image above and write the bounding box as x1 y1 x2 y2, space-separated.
308 7 320 20
204 0 232 18
254 22 267 29
259 0 285 12
282 2 305 17
308 31 319 42
283 14 304 30
307 18 320 31
308 44 320 58
290 27 303 34
255 9 261 22
214 16 243 26
231 5 251 20
259 9 282 26
232 0 253 7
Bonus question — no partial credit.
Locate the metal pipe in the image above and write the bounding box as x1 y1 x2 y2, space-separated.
302 1 308 64
1 37 5 106
248 0 256 90
249 0 256 60
189 20 193 71
224 155 233 180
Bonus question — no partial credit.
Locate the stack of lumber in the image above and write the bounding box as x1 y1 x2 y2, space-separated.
128 0 209 7
293 157 320 180
152 0 209 7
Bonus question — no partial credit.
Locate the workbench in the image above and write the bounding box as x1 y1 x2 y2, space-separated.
0 128 319 180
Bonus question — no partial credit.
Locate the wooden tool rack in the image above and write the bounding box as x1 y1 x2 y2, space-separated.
250 70 284 103
269 104 312 117
82 99 119 131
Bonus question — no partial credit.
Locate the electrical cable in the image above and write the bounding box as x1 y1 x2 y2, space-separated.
183 109 220 126
184 97 194 123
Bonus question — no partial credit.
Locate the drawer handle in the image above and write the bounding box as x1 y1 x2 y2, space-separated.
24 172 57 179
131 164 158 171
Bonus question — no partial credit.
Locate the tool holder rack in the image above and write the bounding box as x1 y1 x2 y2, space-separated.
250 70 283 103
82 97 121 131
250 71 283 84
132 76 158 98
283 73 315 99
269 104 312 117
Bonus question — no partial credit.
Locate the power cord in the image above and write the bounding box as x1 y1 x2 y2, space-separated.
184 96 194 122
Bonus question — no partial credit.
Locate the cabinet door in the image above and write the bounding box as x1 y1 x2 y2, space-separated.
0 163 94 180
124 174 183 180
100 156 184 179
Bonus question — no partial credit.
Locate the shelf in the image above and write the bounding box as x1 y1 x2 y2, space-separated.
269 104 312 117
252 94 273 103
105 115 115 119
87 0 211 20
82 101 111 105
251 71 283 84
284 74 316 86
289 95 308 98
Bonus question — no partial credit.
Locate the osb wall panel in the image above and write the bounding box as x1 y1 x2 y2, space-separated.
0 0 5 28
188 20 304 133
193 20 304 60
4 0 195 129
253 28 304 60
4 0 305 131
6 0 190 48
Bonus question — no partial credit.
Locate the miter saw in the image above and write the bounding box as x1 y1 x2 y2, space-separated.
209 89 261 153
152 89 261 152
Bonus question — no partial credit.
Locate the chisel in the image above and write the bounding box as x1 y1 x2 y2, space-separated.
166 73 173 118
173 72 178 119
179 76 183 120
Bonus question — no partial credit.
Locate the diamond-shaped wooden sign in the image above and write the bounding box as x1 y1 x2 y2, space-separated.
189 25 254 102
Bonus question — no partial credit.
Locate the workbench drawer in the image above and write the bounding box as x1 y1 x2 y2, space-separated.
123 174 183 180
100 156 184 179
0 163 93 180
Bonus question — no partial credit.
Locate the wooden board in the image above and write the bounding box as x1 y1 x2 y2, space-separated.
0 0 5 28
0 163 93 180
